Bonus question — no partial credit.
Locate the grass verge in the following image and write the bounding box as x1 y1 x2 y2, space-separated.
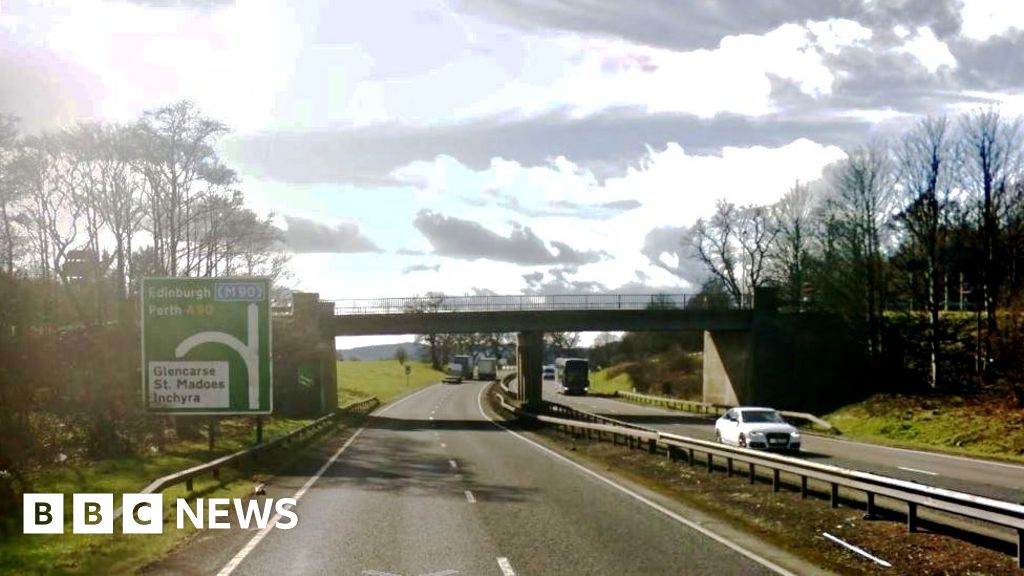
588 366 634 395
825 393 1024 464
338 359 445 404
0 411 369 575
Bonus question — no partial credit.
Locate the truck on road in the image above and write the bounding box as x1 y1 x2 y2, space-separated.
555 357 589 395
476 357 497 381
451 355 473 380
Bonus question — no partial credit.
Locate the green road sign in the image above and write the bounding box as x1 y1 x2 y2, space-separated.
141 277 272 414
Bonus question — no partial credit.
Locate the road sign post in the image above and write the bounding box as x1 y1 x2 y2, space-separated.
141 277 273 415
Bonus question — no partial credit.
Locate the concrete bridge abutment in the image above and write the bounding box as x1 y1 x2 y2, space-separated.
702 288 776 407
516 330 544 410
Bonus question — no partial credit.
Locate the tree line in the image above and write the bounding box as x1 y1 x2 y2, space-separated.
0 102 288 483
692 110 1024 393
0 101 287 327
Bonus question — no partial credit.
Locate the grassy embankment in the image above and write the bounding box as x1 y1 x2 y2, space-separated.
588 366 635 395
598 351 1024 463
825 392 1024 463
0 415 338 575
337 359 446 404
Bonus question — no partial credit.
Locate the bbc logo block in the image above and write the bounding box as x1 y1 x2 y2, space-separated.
22 493 297 534
23 494 64 534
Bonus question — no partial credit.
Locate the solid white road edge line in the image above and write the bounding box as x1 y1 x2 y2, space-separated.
897 466 938 476
216 384 441 576
476 385 797 576
822 532 892 567
496 556 516 576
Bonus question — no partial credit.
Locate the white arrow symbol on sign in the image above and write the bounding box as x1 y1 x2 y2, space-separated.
175 302 261 410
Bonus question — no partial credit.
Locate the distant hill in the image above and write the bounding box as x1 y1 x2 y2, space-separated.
339 341 427 361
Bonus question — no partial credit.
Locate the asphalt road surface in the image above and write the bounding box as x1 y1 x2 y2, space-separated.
540 379 1024 503
149 381 815 576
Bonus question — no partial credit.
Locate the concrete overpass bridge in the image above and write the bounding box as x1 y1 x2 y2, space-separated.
284 290 778 412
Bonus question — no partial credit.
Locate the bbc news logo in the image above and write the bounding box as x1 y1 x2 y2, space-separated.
23 494 298 534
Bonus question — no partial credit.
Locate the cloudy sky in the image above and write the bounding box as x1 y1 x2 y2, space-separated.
3 0 1024 347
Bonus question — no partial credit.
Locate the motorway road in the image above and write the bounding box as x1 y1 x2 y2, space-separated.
148 381 818 576
540 380 1024 503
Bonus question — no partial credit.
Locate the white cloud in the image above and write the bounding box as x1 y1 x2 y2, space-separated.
961 0 1024 41
523 20 872 119
892 26 956 73
391 138 846 291
806 18 874 55
8 0 303 131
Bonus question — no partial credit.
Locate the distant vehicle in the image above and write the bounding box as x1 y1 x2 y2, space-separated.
555 357 589 395
714 407 800 453
451 355 473 379
542 365 556 380
476 357 497 381
443 363 463 384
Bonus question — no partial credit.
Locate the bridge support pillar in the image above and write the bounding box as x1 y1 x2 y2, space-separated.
280 293 338 417
517 330 544 411
702 287 777 406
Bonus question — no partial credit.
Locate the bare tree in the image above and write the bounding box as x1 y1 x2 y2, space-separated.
17 134 85 284
823 144 896 357
135 101 235 276
0 116 24 275
65 123 147 313
408 292 448 369
771 181 817 305
546 331 581 357
693 200 778 306
895 116 956 387
959 110 1023 372
693 200 742 304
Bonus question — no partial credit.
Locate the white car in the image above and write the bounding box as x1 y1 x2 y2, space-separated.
714 407 801 453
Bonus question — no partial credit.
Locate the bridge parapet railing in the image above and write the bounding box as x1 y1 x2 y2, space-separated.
327 293 750 315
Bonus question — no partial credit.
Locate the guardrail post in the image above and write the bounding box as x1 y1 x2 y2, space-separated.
864 492 877 518
907 502 918 532
800 476 808 499
726 457 733 477
749 463 755 484
772 469 780 492
706 453 713 473
667 446 677 462
1016 528 1023 568
688 448 695 466
647 439 657 454
830 483 839 508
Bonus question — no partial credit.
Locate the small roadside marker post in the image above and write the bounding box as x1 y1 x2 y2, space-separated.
208 416 216 452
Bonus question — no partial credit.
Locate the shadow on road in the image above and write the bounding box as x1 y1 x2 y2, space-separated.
315 429 538 503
